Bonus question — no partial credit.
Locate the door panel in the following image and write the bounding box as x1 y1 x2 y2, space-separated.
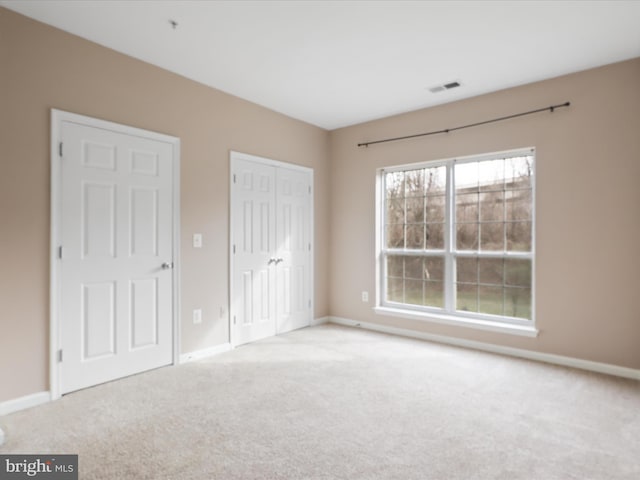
60 121 174 394
82 182 116 258
130 278 159 349
82 281 116 359
130 187 159 256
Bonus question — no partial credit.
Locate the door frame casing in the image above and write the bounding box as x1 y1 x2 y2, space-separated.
49 109 181 400
229 150 314 347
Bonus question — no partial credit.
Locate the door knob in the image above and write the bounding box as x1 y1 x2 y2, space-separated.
161 262 174 270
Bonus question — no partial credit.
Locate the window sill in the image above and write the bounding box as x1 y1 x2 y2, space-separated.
373 306 539 337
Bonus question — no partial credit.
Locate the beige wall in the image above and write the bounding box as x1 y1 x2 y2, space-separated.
0 8 330 403
329 58 640 370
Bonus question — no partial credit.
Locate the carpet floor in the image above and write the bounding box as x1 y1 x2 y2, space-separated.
1 324 639 479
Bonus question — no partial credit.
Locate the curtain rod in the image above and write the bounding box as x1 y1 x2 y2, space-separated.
357 101 571 147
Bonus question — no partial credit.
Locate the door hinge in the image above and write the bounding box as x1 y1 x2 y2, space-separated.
308 299 311 308
233 174 236 184
58 246 63 259
233 315 236 325
233 244 236 254
59 142 63 157
57 349 63 363
308 243 311 252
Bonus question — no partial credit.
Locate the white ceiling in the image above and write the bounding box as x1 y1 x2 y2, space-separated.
2 0 639 130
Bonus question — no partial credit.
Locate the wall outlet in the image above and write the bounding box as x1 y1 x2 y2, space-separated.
193 233 203 248
193 309 202 324
361 291 369 302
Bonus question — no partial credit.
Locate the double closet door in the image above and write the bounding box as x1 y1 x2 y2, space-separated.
230 152 313 346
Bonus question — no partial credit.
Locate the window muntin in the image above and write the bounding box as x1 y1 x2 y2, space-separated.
380 149 534 325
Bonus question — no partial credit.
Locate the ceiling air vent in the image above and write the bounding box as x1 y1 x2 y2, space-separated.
429 80 462 93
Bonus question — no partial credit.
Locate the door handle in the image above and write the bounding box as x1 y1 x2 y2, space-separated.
268 258 276 265
161 262 174 270
275 258 283 264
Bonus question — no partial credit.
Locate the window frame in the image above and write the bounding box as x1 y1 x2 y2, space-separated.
375 148 537 337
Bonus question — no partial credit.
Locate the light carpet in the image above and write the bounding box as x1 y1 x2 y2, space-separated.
1 324 639 479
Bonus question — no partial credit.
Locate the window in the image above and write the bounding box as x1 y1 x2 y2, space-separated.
377 149 535 333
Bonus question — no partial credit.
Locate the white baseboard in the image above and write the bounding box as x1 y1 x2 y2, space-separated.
179 342 232 363
311 316 330 326
328 316 640 381
0 391 51 417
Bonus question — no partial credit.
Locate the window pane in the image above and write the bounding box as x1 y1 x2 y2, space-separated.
456 193 478 223
506 189 532 221
405 224 424 249
386 171 404 197
506 222 532 251
480 191 504 222
406 197 424 223
424 257 444 281
504 259 531 288
405 279 423 305
456 257 478 283
386 198 405 224
478 159 504 191
385 224 404 248
404 256 423 279
405 169 424 197
425 223 444 249
425 166 446 195
457 283 478 312
426 195 445 222
387 277 403 303
384 256 446 309
506 156 533 189
479 258 503 285
387 255 404 278
425 281 444 308
457 223 478 250
504 286 531 320
478 285 503 316
455 162 478 191
480 223 504 251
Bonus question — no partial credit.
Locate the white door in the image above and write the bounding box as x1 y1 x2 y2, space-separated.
56 115 177 394
231 158 277 346
276 168 312 333
230 153 312 346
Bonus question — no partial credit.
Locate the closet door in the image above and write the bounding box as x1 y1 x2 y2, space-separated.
230 152 312 346
276 168 312 334
230 158 277 346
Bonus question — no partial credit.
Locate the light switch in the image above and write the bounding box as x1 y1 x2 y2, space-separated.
193 233 203 248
